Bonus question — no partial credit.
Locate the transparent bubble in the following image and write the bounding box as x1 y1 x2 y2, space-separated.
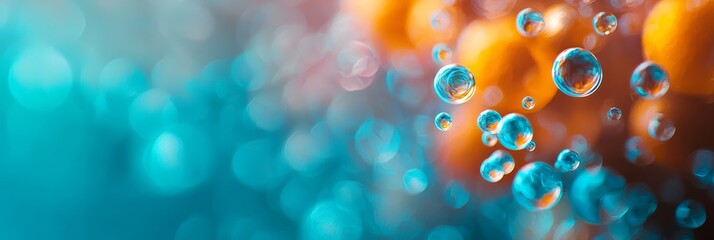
630 61 670 99
355 119 401 164
477 109 502 133
433 64 476 105
521 96 535 110
492 150 516 174
428 225 463 240
480 159 504 183
555 149 581 172
403 168 428 195
647 113 675 142
592 12 617 36
497 113 534 150
516 8 545 38
692 149 714 185
482 132 498 147
570 168 627 224
526 141 536 152
434 112 453 131
625 136 654 166
676 200 707 229
512 162 563 210
444 181 470 209
432 43 453 65
608 107 622 121
430 9 451 30
552 48 603 97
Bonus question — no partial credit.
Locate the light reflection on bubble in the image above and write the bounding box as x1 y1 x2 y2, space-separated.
433 64 476 105
496 113 533 150
552 48 602 98
512 162 563 211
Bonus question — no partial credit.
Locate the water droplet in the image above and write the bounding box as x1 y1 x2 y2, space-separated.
432 43 453 65
625 136 654 166
431 9 451 30
516 8 545 38
497 113 533 150
555 149 581 172
434 64 476 104
512 162 563 210
403 168 428 195
477 109 502 133
482 132 498 147
592 12 617 35
522 96 535 110
676 200 707 229
647 113 675 141
552 48 603 98
526 141 536 152
608 107 622 120
480 150 515 182
434 112 453 131
630 61 670 99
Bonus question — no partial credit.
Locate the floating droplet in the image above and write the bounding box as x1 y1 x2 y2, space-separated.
432 43 453 65
526 141 536 152
477 109 502 133
552 48 602 98
676 200 707 229
647 113 675 142
497 113 533 150
630 61 670 99
512 162 563 210
482 132 498 147
522 96 535 110
592 12 617 35
434 112 453 131
492 150 516 174
516 8 545 38
433 64 476 104
555 149 581 172
608 107 622 120
480 150 515 182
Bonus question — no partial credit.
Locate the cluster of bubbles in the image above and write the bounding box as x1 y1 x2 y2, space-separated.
480 150 515 183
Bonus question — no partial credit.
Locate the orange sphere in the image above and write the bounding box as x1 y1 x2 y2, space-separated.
642 0 714 96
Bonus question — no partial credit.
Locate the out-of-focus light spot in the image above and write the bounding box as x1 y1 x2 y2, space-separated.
402 168 428 195
355 119 401 164
157 1 214 42
386 68 427 108
246 92 286 131
660 178 685 204
512 162 563 211
175 215 215 240
337 41 379 91
570 168 626 224
625 136 654 166
427 225 463 240
139 125 213 195
511 209 554 239
8 43 73 111
232 51 269 91
472 0 517 19
283 127 329 176
676 200 707 229
624 185 658 226
692 149 714 185
482 86 504 107
333 180 367 212
280 177 320 221
16 0 86 42
232 138 290 191
129 89 178 138
647 113 675 142
553 218 577 240
98 58 147 114
444 181 470 209
302 201 362 240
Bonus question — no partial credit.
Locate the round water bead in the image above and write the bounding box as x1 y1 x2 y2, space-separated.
516 8 545 38
433 64 476 104
432 43 453 65
434 112 453 131
482 132 498 147
630 61 670 99
477 109 502 133
512 162 563 210
608 107 622 121
676 200 707 229
555 149 581 172
522 96 535 110
647 113 675 142
526 141 536 152
480 159 504 183
552 48 603 98
592 12 618 36
497 113 533 150
491 150 515 174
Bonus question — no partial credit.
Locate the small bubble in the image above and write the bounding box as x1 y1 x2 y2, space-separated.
552 48 602 97
432 43 453 65
477 109 502 133
522 96 535 110
403 168 428 195
516 8 545 38
647 113 675 141
526 141 536 152
434 112 453 131
555 149 581 172
592 12 617 36
512 162 563 210
433 64 476 104
630 61 670 99
482 132 498 147
497 113 534 150
676 200 707 229
608 107 622 120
